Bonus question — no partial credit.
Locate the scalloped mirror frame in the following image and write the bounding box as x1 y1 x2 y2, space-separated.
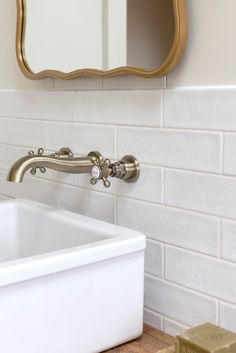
16 0 188 80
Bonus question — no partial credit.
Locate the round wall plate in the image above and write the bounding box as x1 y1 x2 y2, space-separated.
120 155 140 183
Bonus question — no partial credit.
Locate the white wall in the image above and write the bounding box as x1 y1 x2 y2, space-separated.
1 0 236 336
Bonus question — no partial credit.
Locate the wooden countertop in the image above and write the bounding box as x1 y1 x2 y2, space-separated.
104 325 176 353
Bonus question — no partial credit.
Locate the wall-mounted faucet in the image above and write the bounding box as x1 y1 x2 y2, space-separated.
7 147 140 188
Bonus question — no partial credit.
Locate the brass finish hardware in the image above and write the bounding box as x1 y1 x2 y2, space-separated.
117 155 140 183
54 147 74 159
7 147 140 188
16 0 188 79
88 152 112 188
28 148 47 176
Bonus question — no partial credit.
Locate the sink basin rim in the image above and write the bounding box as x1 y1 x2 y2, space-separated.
0 199 146 287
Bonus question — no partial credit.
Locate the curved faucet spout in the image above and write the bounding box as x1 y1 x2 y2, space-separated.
7 153 94 183
7 147 140 188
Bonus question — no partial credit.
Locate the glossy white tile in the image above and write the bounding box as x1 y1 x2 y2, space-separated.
165 170 236 219
78 165 163 204
117 128 221 172
15 91 76 121
45 181 115 223
145 240 163 278
163 318 189 336
223 133 236 175
117 198 219 256
143 308 163 331
0 170 46 202
222 220 236 263
164 89 236 131
77 90 162 126
145 275 217 327
0 91 14 117
219 302 236 332
0 118 44 147
165 246 236 303
45 122 115 158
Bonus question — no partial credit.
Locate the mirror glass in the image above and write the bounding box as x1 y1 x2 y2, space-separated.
23 0 175 73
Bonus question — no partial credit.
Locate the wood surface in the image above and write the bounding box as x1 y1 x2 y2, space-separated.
104 325 176 353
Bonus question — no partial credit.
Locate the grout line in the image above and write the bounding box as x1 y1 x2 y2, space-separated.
160 89 164 127
44 178 115 198
153 126 236 134
3 160 236 225
5 112 236 133
163 315 189 332
160 85 236 90
164 200 236 224
164 243 236 267
145 272 236 308
161 315 164 332
12 90 16 118
74 91 78 122
0 142 45 149
146 272 222 305
145 237 219 260
144 303 194 329
163 245 166 279
161 275 235 308
111 126 225 134
44 178 47 202
143 308 164 331
145 270 163 281
115 194 233 223
162 168 165 204
114 195 118 225
42 120 46 147
220 132 224 174
147 238 165 247
1 142 235 178
219 219 223 259
162 316 190 333
1 142 236 179
2 160 236 224
217 301 220 325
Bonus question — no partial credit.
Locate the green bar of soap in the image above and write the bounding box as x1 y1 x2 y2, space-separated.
176 323 236 353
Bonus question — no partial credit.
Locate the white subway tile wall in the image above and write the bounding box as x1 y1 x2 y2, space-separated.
1 88 236 335
145 275 217 327
219 302 236 332
144 308 163 331
163 318 189 337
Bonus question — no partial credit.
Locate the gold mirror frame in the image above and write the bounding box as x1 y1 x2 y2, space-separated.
16 0 188 80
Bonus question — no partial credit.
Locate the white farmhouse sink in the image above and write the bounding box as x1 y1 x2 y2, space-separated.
0 199 146 353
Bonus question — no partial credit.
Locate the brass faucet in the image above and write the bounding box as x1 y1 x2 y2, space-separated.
7 147 140 188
